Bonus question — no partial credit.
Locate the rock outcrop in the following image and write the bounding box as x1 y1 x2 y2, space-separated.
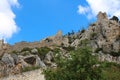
0 11 120 78
0 39 4 50
72 12 120 53
19 55 46 68
2 53 15 67
0 40 10 56
40 30 63 48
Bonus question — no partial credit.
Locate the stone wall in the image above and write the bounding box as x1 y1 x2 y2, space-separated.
0 39 4 50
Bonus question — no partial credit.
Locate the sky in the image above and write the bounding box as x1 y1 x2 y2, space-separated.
0 0 120 44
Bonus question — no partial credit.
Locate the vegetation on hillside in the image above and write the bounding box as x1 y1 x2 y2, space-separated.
44 47 103 80
44 47 120 80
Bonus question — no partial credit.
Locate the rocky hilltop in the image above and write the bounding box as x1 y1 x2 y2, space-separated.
0 12 120 78
72 12 120 53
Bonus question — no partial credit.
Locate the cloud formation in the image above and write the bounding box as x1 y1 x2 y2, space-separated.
78 0 120 19
0 0 19 40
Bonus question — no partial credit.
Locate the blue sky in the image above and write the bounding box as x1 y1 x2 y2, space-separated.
8 0 90 44
1 0 120 44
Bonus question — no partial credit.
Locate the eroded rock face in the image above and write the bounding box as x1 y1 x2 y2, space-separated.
0 39 4 50
0 40 10 56
0 12 120 78
75 12 120 53
35 55 46 68
31 48 38 54
39 30 63 48
24 57 36 65
97 11 108 22
44 51 53 65
0 61 7 78
0 57 22 78
1 53 15 67
98 52 120 64
19 55 46 68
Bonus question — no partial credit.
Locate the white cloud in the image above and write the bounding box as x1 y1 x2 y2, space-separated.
78 5 90 14
0 0 20 40
78 0 120 19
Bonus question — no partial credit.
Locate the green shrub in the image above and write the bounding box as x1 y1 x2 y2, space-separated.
22 66 40 72
22 51 30 56
44 47 120 80
101 62 120 80
90 32 97 38
21 47 32 52
68 36 73 44
37 47 51 60
62 46 75 51
11 50 18 54
79 39 90 46
44 47 103 80
81 29 85 33
52 48 61 54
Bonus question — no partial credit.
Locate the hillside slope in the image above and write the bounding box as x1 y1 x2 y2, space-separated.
0 12 120 79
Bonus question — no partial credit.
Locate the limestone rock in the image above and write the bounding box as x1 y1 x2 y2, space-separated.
97 11 108 22
55 30 62 39
35 55 46 68
0 39 4 50
18 55 32 68
19 55 46 68
71 39 80 47
77 12 120 53
11 53 19 65
1 53 15 67
44 51 53 65
0 61 7 78
62 37 69 47
31 48 38 54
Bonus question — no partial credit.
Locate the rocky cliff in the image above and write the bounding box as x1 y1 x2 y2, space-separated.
0 12 120 78
71 11 120 54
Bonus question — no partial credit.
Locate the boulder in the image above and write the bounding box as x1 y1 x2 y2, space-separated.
19 55 46 68
62 37 69 47
9 62 22 75
11 53 19 65
71 39 79 47
113 41 120 52
1 53 15 67
35 55 46 68
31 48 38 54
0 61 7 78
18 55 31 68
44 51 53 65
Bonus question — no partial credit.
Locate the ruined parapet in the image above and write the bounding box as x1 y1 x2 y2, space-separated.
0 39 10 56
97 11 108 22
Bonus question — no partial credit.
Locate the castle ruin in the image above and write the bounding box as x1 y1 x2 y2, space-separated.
0 39 4 50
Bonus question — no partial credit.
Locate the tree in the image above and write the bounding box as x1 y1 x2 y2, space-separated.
44 47 103 80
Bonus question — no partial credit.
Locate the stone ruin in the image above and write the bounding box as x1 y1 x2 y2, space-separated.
0 39 4 50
